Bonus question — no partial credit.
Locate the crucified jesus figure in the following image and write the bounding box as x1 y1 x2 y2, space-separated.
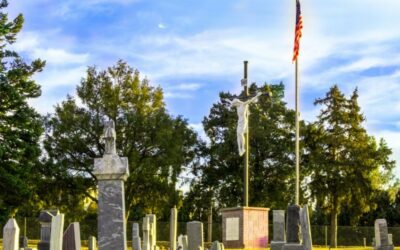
225 92 262 156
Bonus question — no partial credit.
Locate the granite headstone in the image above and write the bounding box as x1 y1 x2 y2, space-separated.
62 222 81 250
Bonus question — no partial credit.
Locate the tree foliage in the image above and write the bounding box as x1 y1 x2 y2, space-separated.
43 61 199 220
183 82 301 219
0 0 45 221
303 85 395 247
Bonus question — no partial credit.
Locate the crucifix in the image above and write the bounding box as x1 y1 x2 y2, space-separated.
225 61 271 207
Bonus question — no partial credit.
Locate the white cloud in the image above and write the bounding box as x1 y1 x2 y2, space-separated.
167 83 202 91
32 48 89 65
158 23 166 29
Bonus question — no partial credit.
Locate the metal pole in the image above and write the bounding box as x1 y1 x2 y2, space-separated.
295 59 300 205
243 60 249 207
24 217 27 237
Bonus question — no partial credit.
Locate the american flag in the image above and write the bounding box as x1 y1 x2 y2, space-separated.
292 0 303 62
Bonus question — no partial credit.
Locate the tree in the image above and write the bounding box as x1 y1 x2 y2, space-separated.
0 0 45 222
43 61 199 220
304 85 395 247
185 82 301 215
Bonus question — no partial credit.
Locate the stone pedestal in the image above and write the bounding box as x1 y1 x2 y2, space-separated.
220 207 269 249
94 153 129 250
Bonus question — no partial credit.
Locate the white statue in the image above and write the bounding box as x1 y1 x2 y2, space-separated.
225 92 262 156
102 119 116 155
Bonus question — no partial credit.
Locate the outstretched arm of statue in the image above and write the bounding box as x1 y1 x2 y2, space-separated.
246 91 262 104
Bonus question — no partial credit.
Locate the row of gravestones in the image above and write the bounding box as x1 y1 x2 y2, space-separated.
270 205 395 250
269 204 313 250
2 210 98 250
130 212 224 250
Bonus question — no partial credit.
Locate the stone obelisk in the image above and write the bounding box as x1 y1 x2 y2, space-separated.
93 120 129 250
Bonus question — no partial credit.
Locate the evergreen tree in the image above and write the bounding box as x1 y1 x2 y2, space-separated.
304 85 395 247
0 0 45 221
185 82 301 216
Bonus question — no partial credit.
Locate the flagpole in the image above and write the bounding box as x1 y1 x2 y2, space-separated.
295 58 300 206
244 60 249 207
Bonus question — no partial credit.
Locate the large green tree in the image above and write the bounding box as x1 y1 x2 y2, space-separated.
303 85 395 247
0 1 45 221
184 82 302 218
43 61 199 220
0 0 45 221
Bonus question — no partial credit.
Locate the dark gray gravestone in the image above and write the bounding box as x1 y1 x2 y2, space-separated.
20 235 28 249
271 210 286 250
62 222 81 250
38 210 59 250
286 205 301 243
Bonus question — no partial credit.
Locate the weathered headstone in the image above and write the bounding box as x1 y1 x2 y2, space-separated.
187 221 203 250
3 218 20 250
271 210 286 250
19 236 29 249
170 207 178 250
146 214 157 250
374 219 394 250
388 234 393 245
143 216 151 250
62 222 81 250
49 214 65 250
88 236 97 250
38 210 59 250
132 223 141 250
299 205 312 250
178 235 188 250
209 241 221 250
93 120 130 250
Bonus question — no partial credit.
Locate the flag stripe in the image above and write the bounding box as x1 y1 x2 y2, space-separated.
292 0 303 62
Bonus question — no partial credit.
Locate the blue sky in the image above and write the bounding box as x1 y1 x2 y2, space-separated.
8 0 400 175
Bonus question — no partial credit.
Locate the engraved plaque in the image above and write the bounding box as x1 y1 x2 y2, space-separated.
226 217 239 241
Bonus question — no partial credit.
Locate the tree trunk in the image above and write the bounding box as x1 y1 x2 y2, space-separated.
330 210 338 247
